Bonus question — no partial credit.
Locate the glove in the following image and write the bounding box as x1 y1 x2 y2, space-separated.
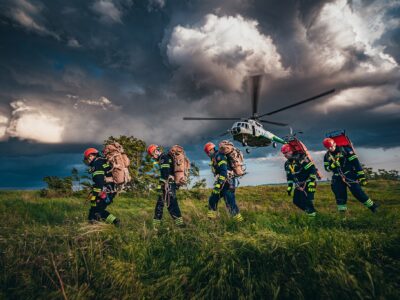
306 181 316 193
99 191 107 200
357 172 367 186
359 177 367 186
287 185 293 196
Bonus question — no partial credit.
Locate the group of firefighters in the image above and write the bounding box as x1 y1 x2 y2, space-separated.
82 137 378 227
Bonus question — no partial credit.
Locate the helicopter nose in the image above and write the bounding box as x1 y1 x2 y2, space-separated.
232 127 241 134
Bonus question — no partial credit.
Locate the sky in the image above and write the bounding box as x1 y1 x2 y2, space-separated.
0 0 399 188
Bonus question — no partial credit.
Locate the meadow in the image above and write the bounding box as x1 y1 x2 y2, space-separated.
0 181 399 299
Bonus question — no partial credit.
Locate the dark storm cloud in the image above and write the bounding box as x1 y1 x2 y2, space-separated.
0 0 399 187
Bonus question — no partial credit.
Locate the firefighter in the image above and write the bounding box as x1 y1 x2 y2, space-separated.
204 142 243 222
281 144 317 218
83 148 120 225
147 144 184 229
323 138 378 213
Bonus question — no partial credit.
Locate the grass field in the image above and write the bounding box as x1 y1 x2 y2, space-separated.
0 181 399 299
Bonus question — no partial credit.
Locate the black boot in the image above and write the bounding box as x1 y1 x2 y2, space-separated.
113 218 121 226
369 202 379 213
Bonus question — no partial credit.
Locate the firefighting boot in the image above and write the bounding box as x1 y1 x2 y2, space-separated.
337 204 348 213
307 212 317 218
363 199 378 213
153 219 161 231
233 213 244 223
207 210 217 219
175 217 185 227
105 214 118 225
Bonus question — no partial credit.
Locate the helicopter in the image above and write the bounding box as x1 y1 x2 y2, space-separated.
183 75 335 153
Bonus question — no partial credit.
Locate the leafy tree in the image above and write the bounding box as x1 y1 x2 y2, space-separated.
362 164 399 181
71 167 80 190
192 178 207 189
187 161 207 189
42 175 73 196
104 135 157 193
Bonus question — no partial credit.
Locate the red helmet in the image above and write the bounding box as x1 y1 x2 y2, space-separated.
281 144 292 154
323 138 335 149
83 148 98 159
204 142 216 155
147 144 159 156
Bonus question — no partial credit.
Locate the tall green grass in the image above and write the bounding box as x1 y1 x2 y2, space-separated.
0 181 399 299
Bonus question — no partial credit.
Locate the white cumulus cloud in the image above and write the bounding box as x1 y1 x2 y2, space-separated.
0 115 9 140
166 14 290 92
299 0 397 74
7 101 64 143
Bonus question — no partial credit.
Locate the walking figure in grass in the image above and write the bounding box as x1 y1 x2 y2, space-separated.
83 148 120 226
147 144 185 230
204 142 243 223
323 133 378 213
281 144 318 218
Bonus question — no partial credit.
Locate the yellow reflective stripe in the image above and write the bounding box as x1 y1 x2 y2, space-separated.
289 164 295 173
304 162 314 170
207 210 217 219
309 174 317 179
218 176 226 181
348 155 358 161
233 213 243 222
357 171 365 174
324 162 329 165
93 188 101 192
160 164 170 168
102 163 109 168
363 199 374 208
175 217 184 225
93 171 105 176
91 200 96 206
217 160 227 166
105 214 116 224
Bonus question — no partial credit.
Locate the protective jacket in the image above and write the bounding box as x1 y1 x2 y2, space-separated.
323 146 364 178
158 152 174 183
285 154 317 188
210 151 229 185
89 156 112 200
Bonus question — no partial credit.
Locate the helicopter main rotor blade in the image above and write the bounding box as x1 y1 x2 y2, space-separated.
258 89 335 117
183 117 241 121
251 75 261 117
259 119 288 126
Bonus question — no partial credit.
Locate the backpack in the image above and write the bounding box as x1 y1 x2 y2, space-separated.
218 140 246 177
168 145 190 186
103 142 131 185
